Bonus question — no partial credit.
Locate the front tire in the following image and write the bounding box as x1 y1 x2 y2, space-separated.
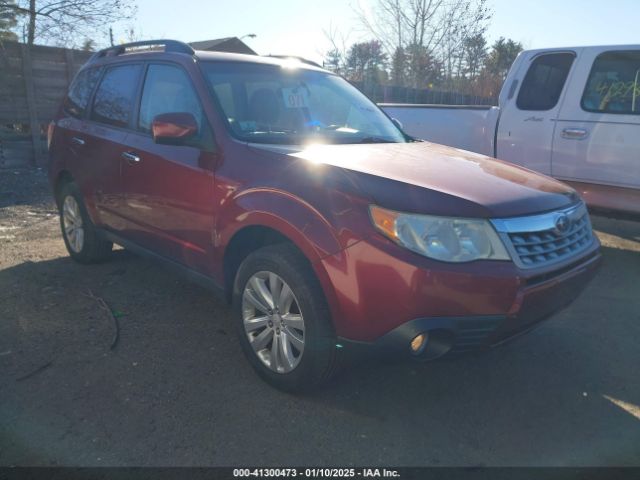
233 244 340 392
58 181 112 264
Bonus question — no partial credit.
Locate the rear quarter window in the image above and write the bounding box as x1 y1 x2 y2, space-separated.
63 67 103 118
581 50 640 115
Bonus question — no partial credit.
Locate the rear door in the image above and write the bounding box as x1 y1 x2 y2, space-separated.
56 66 103 213
81 63 143 230
496 51 576 175
118 62 217 274
552 48 640 189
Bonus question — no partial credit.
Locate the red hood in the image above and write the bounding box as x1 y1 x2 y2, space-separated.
250 142 580 218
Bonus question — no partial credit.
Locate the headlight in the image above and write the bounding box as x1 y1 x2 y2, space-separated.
370 205 510 262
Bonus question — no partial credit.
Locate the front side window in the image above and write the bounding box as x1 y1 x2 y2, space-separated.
517 53 575 111
138 64 205 133
582 51 640 115
90 64 142 128
202 61 406 145
64 67 102 118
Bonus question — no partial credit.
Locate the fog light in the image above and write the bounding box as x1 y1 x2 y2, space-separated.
410 333 428 355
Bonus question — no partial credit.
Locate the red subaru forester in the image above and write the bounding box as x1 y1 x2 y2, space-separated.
48 40 601 391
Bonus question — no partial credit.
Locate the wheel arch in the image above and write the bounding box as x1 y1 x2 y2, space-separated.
215 188 354 325
53 170 74 204
219 219 343 333
222 224 299 299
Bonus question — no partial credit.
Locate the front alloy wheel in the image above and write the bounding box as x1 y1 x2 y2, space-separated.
233 244 341 391
242 271 305 374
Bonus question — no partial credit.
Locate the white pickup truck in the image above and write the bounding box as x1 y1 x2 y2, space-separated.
382 45 640 216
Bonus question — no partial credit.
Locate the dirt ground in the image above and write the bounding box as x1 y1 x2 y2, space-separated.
0 168 639 466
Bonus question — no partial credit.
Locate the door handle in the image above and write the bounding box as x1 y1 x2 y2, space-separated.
121 151 141 165
71 136 85 146
561 128 588 140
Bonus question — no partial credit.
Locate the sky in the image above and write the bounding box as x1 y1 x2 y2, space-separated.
119 0 640 63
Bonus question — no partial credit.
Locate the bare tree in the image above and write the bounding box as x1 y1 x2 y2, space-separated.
353 0 491 88
0 0 135 46
354 0 446 56
322 22 352 75
438 0 490 89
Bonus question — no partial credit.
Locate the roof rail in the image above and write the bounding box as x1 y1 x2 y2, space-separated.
266 55 323 69
88 39 195 63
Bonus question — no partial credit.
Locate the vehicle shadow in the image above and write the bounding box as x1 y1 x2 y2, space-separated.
591 213 640 244
0 245 638 466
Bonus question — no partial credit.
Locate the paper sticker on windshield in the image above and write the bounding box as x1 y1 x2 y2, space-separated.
282 88 309 109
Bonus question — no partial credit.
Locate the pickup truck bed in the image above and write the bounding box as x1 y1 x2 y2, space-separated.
381 104 498 157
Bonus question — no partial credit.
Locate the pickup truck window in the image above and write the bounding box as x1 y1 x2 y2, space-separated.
202 61 406 145
516 53 574 111
581 51 640 115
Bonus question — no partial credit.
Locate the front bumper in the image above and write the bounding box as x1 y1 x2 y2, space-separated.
329 239 601 359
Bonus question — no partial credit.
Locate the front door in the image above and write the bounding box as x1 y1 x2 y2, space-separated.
119 63 217 274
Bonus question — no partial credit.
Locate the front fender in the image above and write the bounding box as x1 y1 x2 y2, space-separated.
216 188 346 262
213 188 370 332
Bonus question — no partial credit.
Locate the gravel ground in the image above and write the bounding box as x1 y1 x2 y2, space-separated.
0 169 639 467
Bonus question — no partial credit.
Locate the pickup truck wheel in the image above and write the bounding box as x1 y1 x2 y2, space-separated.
233 244 340 392
58 182 112 264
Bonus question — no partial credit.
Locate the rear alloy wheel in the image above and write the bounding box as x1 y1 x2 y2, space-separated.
58 181 112 264
233 244 341 392
62 195 85 253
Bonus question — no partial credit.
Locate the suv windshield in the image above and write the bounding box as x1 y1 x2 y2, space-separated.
202 61 407 145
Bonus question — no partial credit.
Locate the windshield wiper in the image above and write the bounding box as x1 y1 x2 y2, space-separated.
247 128 297 135
357 136 397 144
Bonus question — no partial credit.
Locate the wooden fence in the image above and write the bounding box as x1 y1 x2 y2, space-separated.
0 41 92 169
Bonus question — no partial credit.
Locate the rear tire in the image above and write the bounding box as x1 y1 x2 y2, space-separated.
233 244 340 392
57 181 112 264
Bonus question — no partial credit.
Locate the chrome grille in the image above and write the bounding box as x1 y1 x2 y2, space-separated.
491 203 595 269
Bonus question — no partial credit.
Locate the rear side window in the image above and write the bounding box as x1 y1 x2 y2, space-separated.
582 51 640 115
517 53 575 111
90 64 142 128
64 67 102 118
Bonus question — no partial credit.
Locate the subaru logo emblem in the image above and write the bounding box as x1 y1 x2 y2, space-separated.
554 214 570 234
